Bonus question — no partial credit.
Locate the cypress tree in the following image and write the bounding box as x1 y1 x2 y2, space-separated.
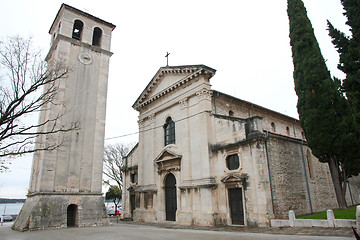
287 0 351 208
327 0 360 199
328 0 360 119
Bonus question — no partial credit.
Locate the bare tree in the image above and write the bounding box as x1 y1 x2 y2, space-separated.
103 143 134 190
0 36 77 171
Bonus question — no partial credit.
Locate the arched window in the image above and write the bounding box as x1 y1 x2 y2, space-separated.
226 154 240 170
164 117 175 146
92 27 102 46
286 126 290 136
271 122 276 132
72 20 84 40
229 110 234 117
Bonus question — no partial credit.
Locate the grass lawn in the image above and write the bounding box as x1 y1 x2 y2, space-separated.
298 206 357 219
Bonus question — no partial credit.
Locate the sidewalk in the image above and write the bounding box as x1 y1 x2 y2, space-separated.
115 219 355 238
0 220 355 240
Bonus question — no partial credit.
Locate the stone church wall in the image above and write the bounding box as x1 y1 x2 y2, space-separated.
267 135 338 219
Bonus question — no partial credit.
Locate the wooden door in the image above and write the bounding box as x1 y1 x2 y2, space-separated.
228 188 244 225
130 194 135 217
165 173 177 221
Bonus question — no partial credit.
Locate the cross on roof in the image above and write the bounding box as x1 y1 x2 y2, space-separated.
165 52 170 66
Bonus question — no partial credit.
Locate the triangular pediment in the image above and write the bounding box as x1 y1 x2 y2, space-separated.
132 65 216 110
154 148 182 163
221 173 248 183
154 147 182 173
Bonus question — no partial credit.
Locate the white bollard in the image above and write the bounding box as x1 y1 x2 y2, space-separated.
289 210 295 227
357 205 360 233
327 209 335 228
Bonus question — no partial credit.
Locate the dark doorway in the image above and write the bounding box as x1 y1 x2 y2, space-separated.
67 204 78 227
130 194 136 217
165 173 177 221
228 188 244 225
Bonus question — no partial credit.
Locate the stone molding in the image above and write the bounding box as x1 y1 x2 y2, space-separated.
27 192 103 197
196 89 212 101
179 98 188 109
154 147 182 174
133 65 216 110
179 177 217 190
221 173 248 189
132 184 157 193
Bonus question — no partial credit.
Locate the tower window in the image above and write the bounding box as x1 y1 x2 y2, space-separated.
271 122 276 132
72 20 84 40
229 110 234 117
226 154 240 170
286 126 290 136
92 27 102 47
164 117 175 146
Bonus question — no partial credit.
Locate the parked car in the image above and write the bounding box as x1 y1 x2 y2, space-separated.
107 207 121 216
2 215 13 222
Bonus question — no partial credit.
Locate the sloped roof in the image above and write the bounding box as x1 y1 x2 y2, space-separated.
49 3 116 33
132 65 216 111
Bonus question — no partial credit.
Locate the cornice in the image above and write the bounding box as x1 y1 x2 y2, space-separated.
133 65 216 111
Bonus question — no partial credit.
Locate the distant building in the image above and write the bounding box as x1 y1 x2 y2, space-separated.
122 65 359 226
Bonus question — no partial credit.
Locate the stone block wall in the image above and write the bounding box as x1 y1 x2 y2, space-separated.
267 135 337 218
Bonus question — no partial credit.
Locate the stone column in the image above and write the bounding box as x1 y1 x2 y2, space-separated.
289 210 295 227
327 209 335 228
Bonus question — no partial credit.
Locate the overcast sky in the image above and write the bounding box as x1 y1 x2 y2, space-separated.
0 0 349 198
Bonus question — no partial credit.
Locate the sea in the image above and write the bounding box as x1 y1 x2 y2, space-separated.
0 203 23 215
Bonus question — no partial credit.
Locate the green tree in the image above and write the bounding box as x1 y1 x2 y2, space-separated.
327 0 360 123
287 0 357 208
105 185 122 216
327 1 360 180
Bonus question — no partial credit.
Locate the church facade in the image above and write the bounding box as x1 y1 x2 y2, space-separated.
122 65 359 226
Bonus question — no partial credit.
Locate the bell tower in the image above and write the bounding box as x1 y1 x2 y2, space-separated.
13 4 115 231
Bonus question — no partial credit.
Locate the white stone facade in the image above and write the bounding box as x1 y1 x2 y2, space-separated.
13 4 115 231
122 65 360 226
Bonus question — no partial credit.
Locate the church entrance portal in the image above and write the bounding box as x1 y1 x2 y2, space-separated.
67 204 78 227
165 173 177 221
228 188 244 225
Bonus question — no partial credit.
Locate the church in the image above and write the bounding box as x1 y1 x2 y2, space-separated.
122 64 360 226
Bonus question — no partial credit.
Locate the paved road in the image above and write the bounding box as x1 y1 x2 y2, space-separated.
0 222 355 240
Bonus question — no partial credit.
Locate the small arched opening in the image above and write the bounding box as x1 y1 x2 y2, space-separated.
286 126 290 136
92 27 102 47
271 122 276 132
72 20 84 40
67 204 78 227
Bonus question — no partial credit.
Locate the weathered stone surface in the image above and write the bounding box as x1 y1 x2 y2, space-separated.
12 4 114 231
122 66 359 227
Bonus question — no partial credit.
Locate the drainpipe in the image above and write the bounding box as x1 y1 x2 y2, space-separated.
300 141 313 213
264 130 276 219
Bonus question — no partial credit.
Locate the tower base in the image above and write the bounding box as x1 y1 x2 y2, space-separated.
12 193 110 231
